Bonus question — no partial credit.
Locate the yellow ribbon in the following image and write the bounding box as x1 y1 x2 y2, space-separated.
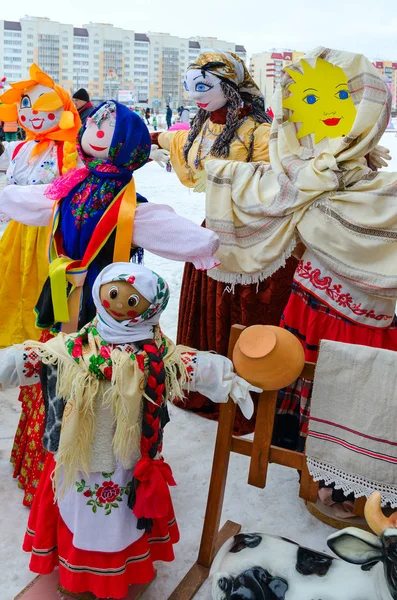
113 178 137 262
49 257 76 323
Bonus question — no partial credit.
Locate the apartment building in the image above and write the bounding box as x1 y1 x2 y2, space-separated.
373 60 397 109
0 18 246 108
250 50 304 107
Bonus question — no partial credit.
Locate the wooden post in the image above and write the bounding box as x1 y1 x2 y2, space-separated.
248 389 278 488
197 324 245 568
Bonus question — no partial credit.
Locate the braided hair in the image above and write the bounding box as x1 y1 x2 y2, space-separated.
128 338 172 533
183 78 272 164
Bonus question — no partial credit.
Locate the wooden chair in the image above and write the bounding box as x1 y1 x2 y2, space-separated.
168 324 367 600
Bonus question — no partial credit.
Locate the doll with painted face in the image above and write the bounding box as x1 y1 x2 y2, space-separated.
152 50 272 189
203 48 397 508
0 64 80 347
0 262 257 599
149 51 298 436
1 99 219 507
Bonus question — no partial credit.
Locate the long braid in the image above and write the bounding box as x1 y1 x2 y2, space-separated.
210 82 242 159
128 338 175 533
183 108 208 163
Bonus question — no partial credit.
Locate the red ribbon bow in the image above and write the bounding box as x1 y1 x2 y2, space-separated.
132 457 176 519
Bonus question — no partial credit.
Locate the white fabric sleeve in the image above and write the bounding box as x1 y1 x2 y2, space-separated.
0 183 53 226
0 141 14 170
0 345 41 390
188 352 260 419
133 203 220 270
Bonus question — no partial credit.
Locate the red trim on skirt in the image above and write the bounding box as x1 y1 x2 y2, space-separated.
282 283 397 363
23 455 179 599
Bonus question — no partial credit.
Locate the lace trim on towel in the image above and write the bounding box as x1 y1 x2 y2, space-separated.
307 457 397 507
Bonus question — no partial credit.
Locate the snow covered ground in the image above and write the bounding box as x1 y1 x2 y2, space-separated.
1 130 397 600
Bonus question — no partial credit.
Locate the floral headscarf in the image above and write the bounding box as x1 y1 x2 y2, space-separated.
92 262 170 344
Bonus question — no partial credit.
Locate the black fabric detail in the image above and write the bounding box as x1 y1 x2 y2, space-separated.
218 567 288 599
230 533 262 553
296 546 333 576
361 561 379 571
137 517 153 533
40 362 65 453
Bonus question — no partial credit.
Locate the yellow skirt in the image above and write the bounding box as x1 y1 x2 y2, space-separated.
0 221 49 348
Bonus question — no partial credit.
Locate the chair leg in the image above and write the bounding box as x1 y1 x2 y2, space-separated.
248 390 278 488
299 461 319 503
353 496 366 517
197 399 238 568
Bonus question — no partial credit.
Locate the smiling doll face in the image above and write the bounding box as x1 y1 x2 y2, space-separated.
81 113 115 159
283 58 357 144
100 280 151 321
183 69 227 112
17 83 63 133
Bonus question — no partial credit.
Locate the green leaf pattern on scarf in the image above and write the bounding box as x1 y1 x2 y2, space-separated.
64 319 168 381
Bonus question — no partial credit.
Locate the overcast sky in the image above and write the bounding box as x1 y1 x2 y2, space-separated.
3 0 397 60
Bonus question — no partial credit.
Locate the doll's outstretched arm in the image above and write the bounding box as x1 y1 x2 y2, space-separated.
0 183 52 226
0 346 41 390
133 203 220 270
0 141 14 170
179 351 259 419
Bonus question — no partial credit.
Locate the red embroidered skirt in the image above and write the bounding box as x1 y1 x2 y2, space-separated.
175 257 297 435
23 455 179 599
274 283 397 449
10 330 53 507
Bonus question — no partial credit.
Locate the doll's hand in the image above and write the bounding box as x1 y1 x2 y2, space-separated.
368 145 391 170
150 144 170 168
193 170 207 193
229 375 261 420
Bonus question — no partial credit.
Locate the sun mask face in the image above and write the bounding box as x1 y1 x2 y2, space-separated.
81 115 115 159
100 281 151 321
18 83 63 133
283 58 357 144
184 69 227 112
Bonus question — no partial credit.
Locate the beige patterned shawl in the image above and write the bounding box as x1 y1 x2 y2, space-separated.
205 47 397 298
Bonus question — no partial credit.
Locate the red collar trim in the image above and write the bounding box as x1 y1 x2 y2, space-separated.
209 105 252 124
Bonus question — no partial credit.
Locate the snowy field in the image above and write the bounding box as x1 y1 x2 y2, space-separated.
1 130 397 600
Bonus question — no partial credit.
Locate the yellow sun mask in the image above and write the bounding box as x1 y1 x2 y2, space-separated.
283 58 357 144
